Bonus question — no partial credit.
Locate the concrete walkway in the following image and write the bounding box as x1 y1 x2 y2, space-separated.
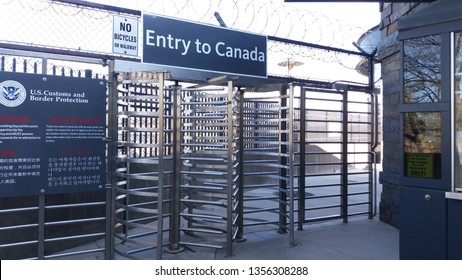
161 217 399 260
55 215 398 260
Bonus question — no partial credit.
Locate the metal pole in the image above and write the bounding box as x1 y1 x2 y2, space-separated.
288 84 295 246
236 89 245 241
38 56 47 260
169 83 182 252
226 79 234 257
368 54 377 218
369 92 378 219
41 58 47 75
368 55 375 91
105 60 117 260
298 87 306 230
341 90 349 223
278 86 288 234
38 193 45 259
157 73 165 260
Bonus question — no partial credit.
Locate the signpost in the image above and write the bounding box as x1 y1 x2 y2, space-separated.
0 72 107 197
142 13 268 78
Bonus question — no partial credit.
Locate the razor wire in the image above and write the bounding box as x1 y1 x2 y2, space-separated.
97 0 372 50
0 0 375 82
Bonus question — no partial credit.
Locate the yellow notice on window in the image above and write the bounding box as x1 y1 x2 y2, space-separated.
406 153 434 178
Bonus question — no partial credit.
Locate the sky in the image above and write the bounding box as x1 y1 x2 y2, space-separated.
99 0 381 28
289 2 380 28
91 0 381 44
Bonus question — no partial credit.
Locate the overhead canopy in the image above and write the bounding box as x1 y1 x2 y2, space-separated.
114 60 286 89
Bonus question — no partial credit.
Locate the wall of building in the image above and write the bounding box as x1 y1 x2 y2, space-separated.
377 2 431 228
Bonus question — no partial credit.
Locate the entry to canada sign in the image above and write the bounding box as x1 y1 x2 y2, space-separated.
143 13 268 78
0 72 107 197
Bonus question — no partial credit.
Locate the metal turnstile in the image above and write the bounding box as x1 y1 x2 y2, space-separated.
176 82 240 256
242 85 295 245
112 72 172 259
112 72 241 259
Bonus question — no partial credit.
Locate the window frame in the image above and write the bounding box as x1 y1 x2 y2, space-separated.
452 31 462 192
399 31 452 191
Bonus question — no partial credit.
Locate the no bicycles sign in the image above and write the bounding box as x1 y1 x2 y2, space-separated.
113 15 139 57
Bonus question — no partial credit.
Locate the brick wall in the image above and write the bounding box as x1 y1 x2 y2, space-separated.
377 2 429 228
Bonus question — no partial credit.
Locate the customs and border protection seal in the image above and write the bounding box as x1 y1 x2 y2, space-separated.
0 80 27 107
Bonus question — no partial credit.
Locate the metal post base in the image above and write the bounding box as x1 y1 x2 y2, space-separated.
165 244 185 254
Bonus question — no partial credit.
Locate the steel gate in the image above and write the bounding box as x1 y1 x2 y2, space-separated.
240 84 376 234
294 86 376 226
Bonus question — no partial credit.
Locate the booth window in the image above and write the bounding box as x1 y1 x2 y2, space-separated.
404 112 442 179
454 32 462 191
404 35 441 103
402 34 442 179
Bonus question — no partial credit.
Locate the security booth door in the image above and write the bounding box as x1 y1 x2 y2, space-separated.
399 32 450 260
399 187 447 260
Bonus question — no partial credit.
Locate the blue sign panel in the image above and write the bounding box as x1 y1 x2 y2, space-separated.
142 13 267 78
0 72 106 197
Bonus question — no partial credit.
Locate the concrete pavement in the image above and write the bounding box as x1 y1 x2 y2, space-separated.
161 217 399 260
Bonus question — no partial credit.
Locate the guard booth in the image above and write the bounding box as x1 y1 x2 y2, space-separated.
397 0 462 260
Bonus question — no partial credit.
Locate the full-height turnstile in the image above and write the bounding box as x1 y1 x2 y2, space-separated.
111 72 172 260
175 82 240 255
241 86 295 241
111 71 243 259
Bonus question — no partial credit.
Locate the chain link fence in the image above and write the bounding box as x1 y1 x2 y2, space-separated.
1 0 373 84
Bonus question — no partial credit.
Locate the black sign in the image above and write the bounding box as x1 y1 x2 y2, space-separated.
0 72 106 197
142 13 267 78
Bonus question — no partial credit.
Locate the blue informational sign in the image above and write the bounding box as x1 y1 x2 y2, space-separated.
142 13 268 78
0 72 107 197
